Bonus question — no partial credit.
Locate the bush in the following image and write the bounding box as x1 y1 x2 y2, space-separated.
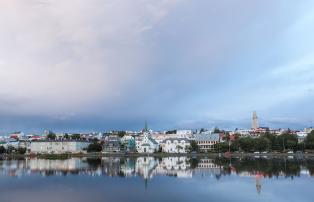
0 146 6 154
18 147 27 154
87 143 102 152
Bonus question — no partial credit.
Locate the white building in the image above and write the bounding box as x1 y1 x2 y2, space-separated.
304 127 314 134
30 140 90 154
194 133 220 152
176 130 193 138
136 133 159 153
161 138 190 153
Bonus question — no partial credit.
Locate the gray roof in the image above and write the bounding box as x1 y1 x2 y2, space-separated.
148 137 158 144
162 138 190 143
31 140 90 143
194 133 220 141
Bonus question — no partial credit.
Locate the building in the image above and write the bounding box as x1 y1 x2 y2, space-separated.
136 133 159 153
161 138 190 153
103 135 121 153
252 111 259 130
120 135 136 152
30 140 90 154
194 133 220 152
297 131 308 142
304 127 314 134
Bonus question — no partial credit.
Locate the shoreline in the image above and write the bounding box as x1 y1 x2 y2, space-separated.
1 152 314 159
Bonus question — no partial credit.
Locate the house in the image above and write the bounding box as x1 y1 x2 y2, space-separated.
136 133 159 153
30 140 90 154
161 138 190 153
120 135 136 152
194 133 220 152
1 138 20 149
103 135 121 153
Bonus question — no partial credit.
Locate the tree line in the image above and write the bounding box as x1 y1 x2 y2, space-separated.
215 131 314 153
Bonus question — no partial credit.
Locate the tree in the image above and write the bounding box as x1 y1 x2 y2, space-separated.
281 133 298 151
117 131 126 138
0 146 6 154
87 142 102 152
188 140 199 152
71 134 81 140
47 133 56 140
215 142 230 153
213 127 220 133
239 137 255 152
305 131 314 149
64 133 69 139
176 145 183 152
254 137 271 152
166 130 177 134
18 147 27 154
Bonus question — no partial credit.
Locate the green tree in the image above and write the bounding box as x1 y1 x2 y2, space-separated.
87 142 102 152
239 137 255 152
305 131 314 149
47 133 56 140
254 137 271 152
0 146 6 154
18 147 27 154
213 127 220 133
117 131 126 138
215 142 230 153
188 140 199 152
71 134 81 140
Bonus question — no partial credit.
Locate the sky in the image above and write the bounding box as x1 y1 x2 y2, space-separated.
0 0 314 133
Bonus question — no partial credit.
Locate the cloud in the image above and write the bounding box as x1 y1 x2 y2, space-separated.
0 0 314 131
0 0 180 117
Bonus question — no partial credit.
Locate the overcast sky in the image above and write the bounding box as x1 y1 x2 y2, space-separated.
0 0 314 133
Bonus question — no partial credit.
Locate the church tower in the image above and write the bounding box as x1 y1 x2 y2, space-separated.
252 111 259 129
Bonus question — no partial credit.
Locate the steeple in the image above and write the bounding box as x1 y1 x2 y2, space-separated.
144 121 148 133
252 111 259 129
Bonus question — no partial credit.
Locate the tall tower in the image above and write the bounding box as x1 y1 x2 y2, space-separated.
144 121 148 133
252 111 259 129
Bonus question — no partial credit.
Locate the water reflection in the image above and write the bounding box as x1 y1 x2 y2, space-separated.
0 156 314 201
1 157 314 180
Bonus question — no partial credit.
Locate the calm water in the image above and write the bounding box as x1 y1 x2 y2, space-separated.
0 156 313 202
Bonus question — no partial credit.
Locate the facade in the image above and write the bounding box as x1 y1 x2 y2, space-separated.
136 133 159 153
194 133 220 152
161 138 190 153
121 135 136 152
0 138 19 149
30 140 90 154
103 135 121 153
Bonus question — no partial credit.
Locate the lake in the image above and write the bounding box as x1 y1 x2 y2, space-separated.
0 156 313 202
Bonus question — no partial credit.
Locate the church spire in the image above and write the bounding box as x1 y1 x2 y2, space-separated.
144 121 148 132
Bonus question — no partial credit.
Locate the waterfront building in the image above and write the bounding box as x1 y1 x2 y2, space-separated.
297 131 308 143
10 131 24 140
103 135 121 153
0 138 20 149
30 140 90 154
194 133 220 152
121 135 136 152
136 133 159 153
304 127 314 134
161 138 190 153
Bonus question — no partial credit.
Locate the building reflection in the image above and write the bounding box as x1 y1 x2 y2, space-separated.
0 156 314 193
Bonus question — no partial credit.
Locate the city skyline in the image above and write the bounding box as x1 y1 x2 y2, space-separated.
0 0 314 132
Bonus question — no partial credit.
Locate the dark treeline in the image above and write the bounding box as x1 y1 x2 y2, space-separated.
216 131 314 153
